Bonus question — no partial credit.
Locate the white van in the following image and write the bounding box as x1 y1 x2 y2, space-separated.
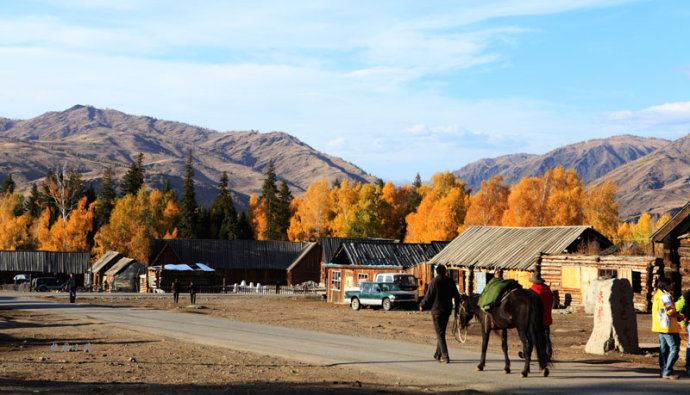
374 273 419 302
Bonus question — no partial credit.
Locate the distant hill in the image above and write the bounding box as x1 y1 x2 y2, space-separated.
453 153 536 192
0 105 376 208
595 134 690 218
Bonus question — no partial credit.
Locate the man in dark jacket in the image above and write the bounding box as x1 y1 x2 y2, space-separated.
419 265 461 363
66 273 77 303
189 281 197 305
172 279 179 304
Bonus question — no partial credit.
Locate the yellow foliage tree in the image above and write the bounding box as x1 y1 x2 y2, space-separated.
249 194 267 240
93 188 179 263
36 197 94 252
380 183 416 240
502 177 545 226
464 176 510 227
583 181 620 241
287 180 333 241
405 172 470 243
329 180 362 237
0 194 34 250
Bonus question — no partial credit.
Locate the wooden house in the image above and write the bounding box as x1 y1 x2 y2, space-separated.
90 251 122 287
540 254 661 311
323 242 443 304
146 263 218 293
149 239 321 287
651 201 690 296
318 237 396 284
104 257 146 292
428 226 613 294
0 251 90 286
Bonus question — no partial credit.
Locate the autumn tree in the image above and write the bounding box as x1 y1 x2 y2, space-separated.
329 180 361 237
287 180 332 241
93 188 179 263
42 165 85 222
177 152 198 239
583 181 620 240
35 197 94 252
464 175 510 227
121 153 145 196
405 172 470 243
249 194 267 240
380 182 416 240
0 193 34 250
346 183 385 238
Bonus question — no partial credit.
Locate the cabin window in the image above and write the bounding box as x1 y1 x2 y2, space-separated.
357 273 369 283
598 269 618 279
331 271 341 290
632 271 642 294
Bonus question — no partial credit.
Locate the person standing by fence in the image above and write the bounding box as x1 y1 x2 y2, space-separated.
172 279 179 304
652 277 682 380
419 264 461 363
189 281 197 305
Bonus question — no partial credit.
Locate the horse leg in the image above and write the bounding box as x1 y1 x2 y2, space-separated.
477 318 490 371
502 329 510 374
519 328 533 378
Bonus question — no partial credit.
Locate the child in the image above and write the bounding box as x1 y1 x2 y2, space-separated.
675 289 690 376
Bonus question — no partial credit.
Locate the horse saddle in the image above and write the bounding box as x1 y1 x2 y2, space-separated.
478 278 522 312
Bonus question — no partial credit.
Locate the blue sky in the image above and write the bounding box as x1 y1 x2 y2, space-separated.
1 0 689 182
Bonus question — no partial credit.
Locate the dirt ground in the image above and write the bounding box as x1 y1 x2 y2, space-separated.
47 293 673 369
0 308 467 394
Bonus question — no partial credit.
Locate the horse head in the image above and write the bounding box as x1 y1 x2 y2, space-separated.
457 293 476 329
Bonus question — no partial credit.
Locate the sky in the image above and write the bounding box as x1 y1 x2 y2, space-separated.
1 0 689 182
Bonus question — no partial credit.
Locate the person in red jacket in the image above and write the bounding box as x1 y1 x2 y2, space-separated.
530 272 553 360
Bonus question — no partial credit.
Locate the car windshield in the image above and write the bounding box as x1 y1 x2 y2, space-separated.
379 283 401 292
395 276 416 286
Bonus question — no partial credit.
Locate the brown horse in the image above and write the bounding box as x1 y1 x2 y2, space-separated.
457 289 551 377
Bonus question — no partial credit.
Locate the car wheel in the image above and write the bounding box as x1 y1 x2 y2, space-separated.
382 298 392 311
351 297 361 311
38 285 47 292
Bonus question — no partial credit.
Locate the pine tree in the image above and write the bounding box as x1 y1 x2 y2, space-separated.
410 173 423 211
276 180 293 239
260 161 280 240
177 152 197 238
121 153 145 196
237 211 254 240
0 175 15 194
162 178 175 200
211 172 239 239
94 167 117 229
24 183 43 218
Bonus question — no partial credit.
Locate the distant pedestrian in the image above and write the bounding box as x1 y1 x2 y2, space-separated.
675 289 690 376
189 281 197 305
652 277 682 380
66 273 77 303
419 264 461 363
530 272 554 360
172 279 180 304
103 279 109 293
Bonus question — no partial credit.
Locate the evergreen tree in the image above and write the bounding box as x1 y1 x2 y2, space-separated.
410 172 423 210
236 211 254 240
210 172 239 239
162 178 175 200
0 174 15 194
94 168 117 229
260 161 280 240
375 178 385 189
177 152 197 238
24 183 43 217
121 153 145 196
331 177 342 188
276 180 293 239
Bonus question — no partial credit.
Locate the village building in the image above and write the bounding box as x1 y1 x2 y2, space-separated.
651 201 690 296
104 257 146 292
323 241 445 304
0 251 90 286
145 262 217 293
149 239 321 288
428 226 614 295
319 237 397 284
89 250 122 287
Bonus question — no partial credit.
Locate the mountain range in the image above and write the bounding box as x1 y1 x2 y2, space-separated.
0 105 375 208
453 134 690 218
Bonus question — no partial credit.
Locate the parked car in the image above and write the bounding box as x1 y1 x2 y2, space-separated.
13 274 30 284
374 273 419 291
345 281 418 311
31 277 63 292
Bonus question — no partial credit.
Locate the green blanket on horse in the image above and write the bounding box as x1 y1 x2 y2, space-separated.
478 278 522 311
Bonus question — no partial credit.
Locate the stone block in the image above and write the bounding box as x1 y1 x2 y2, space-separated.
585 278 639 355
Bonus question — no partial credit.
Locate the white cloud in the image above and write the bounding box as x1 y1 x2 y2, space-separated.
606 101 690 137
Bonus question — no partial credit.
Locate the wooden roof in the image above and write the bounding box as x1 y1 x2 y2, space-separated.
91 251 122 274
651 201 690 243
320 237 396 263
0 251 90 273
105 257 138 276
428 226 612 271
331 242 441 269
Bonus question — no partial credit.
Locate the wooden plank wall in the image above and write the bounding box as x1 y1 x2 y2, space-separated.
680 238 690 292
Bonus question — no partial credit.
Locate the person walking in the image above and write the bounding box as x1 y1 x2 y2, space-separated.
652 277 682 380
529 272 554 360
189 280 197 305
66 273 77 304
675 289 690 376
419 265 461 363
172 279 180 304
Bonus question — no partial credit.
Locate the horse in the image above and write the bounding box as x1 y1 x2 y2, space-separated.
457 289 551 377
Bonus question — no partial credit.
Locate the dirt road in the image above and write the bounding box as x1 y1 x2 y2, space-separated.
2 295 687 394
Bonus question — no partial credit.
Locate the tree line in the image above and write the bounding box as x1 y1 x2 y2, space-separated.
0 157 669 261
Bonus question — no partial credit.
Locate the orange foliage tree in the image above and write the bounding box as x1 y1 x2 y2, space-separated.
583 181 620 240
464 175 509 227
404 172 470 243
380 183 416 240
35 197 94 252
0 193 34 250
93 189 179 263
249 194 268 240
287 180 333 241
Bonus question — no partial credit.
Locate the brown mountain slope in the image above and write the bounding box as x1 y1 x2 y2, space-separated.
594 134 690 218
0 105 375 207
453 153 536 192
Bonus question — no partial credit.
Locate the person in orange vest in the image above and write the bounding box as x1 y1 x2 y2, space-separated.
652 277 682 380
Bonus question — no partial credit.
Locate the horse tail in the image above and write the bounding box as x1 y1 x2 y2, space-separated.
528 291 551 369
